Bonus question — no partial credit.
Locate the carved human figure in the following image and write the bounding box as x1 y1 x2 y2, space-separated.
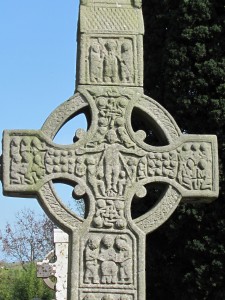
89 42 103 83
86 156 100 196
98 97 109 118
10 137 22 184
84 237 100 284
127 157 137 182
147 153 156 176
93 199 107 228
103 41 118 83
197 159 212 190
115 117 135 149
181 158 196 190
106 98 120 128
75 157 86 177
137 156 147 180
114 200 127 230
103 200 121 228
99 235 117 284
104 129 121 194
118 171 127 196
196 143 212 190
115 236 132 284
120 41 134 83
96 170 107 196
86 118 108 147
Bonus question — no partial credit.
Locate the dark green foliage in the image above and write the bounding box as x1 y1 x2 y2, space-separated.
142 0 225 298
0 263 54 300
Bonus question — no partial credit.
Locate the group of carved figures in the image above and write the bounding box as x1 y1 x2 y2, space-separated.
84 235 132 285
83 295 131 300
176 142 212 190
89 39 134 84
10 136 45 185
9 135 212 193
87 94 135 149
92 199 126 230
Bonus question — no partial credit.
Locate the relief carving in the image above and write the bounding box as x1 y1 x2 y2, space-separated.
84 237 100 284
177 143 212 190
10 136 46 185
83 234 133 286
9 135 213 195
99 235 118 284
88 38 134 85
92 199 126 230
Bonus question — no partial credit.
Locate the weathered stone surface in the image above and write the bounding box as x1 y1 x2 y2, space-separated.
1 1 219 300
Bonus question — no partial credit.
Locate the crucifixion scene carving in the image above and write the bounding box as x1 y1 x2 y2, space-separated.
0 1 219 300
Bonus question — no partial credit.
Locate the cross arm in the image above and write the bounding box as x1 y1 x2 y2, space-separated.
2 130 84 196
134 134 219 203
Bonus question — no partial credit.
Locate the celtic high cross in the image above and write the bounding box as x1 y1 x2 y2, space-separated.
1 1 219 300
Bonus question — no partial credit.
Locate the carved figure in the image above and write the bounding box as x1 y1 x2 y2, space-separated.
93 199 107 228
104 130 121 194
75 157 86 177
120 41 134 83
115 117 135 149
127 157 137 182
89 42 103 83
103 41 118 83
86 156 100 196
10 137 22 184
86 118 107 147
197 159 212 190
137 157 147 180
99 235 117 284
118 171 126 196
96 170 107 196
115 236 132 284
84 237 100 284
93 199 126 229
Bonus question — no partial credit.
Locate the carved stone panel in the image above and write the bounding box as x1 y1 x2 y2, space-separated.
80 230 137 300
79 35 142 86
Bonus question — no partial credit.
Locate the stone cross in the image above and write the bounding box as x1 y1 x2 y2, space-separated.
1 1 219 300
37 229 68 300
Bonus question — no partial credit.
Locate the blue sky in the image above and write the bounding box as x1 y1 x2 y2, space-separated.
0 1 86 248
